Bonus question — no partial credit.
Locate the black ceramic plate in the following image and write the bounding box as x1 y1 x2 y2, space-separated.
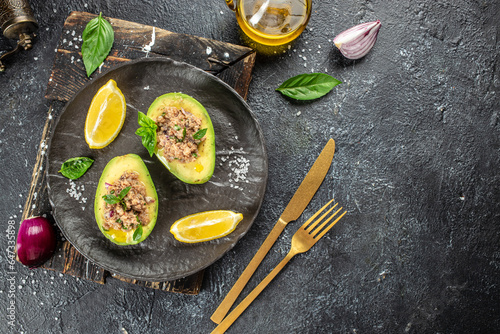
47 58 268 281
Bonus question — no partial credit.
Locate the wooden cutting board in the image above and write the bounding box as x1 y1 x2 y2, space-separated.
21 11 256 295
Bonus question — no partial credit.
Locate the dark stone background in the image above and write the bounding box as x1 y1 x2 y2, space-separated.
1 0 499 333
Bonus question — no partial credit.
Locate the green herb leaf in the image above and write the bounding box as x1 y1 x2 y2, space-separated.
133 224 143 242
118 186 131 200
81 13 114 77
135 112 158 156
276 73 342 100
176 127 186 143
193 128 207 140
102 194 120 204
59 157 94 180
174 124 181 131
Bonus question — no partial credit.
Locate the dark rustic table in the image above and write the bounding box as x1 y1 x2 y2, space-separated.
1 0 499 333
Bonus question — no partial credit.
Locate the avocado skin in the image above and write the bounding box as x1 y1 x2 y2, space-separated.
94 154 158 245
147 93 216 184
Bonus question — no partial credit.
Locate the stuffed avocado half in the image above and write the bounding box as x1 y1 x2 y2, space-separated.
94 154 158 245
146 93 216 184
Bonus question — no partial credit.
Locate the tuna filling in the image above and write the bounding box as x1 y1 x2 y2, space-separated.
155 106 206 163
103 171 155 231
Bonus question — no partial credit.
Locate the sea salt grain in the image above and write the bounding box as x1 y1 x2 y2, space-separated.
66 180 87 205
228 156 250 183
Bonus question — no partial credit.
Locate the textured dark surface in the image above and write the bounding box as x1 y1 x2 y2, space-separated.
1 0 499 333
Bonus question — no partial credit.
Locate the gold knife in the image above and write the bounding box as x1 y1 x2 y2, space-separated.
210 138 336 324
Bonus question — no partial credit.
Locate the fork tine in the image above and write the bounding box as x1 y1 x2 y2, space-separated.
305 202 338 232
310 207 343 237
301 198 334 230
314 210 346 240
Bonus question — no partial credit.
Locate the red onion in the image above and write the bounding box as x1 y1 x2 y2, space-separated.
333 20 381 59
16 216 56 268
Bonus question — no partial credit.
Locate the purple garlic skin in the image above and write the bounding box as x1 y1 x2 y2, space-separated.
333 20 381 60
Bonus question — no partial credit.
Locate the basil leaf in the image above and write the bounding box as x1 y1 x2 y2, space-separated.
118 186 131 200
193 128 207 140
59 157 94 180
138 111 157 128
182 128 186 140
102 194 120 204
135 112 157 157
81 13 114 77
133 224 143 242
276 73 342 100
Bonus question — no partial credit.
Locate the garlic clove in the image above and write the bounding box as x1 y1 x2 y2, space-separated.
333 20 381 60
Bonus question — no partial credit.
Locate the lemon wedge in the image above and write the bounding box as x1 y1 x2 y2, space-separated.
170 210 243 243
84 79 126 149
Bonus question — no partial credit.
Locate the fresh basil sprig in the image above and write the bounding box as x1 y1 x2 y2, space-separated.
193 128 207 140
133 224 143 241
102 186 131 211
276 73 342 100
59 157 94 180
81 13 114 77
135 112 158 156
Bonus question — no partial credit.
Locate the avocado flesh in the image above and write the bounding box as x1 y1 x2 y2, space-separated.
94 154 158 245
147 93 215 184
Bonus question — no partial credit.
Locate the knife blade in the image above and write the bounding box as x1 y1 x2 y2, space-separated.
210 138 335 324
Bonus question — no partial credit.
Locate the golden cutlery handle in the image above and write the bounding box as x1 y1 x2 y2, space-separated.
210 217 288 324
211 252 295 334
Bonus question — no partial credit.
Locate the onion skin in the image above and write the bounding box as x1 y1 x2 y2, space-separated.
333 20 381 60
16 216 56 268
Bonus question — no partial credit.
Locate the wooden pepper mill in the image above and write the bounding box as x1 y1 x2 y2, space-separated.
0 0 38 71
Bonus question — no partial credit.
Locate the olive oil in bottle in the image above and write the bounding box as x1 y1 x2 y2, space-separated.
234 0 311 46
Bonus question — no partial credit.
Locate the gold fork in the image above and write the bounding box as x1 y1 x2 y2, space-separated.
211 199 346 334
